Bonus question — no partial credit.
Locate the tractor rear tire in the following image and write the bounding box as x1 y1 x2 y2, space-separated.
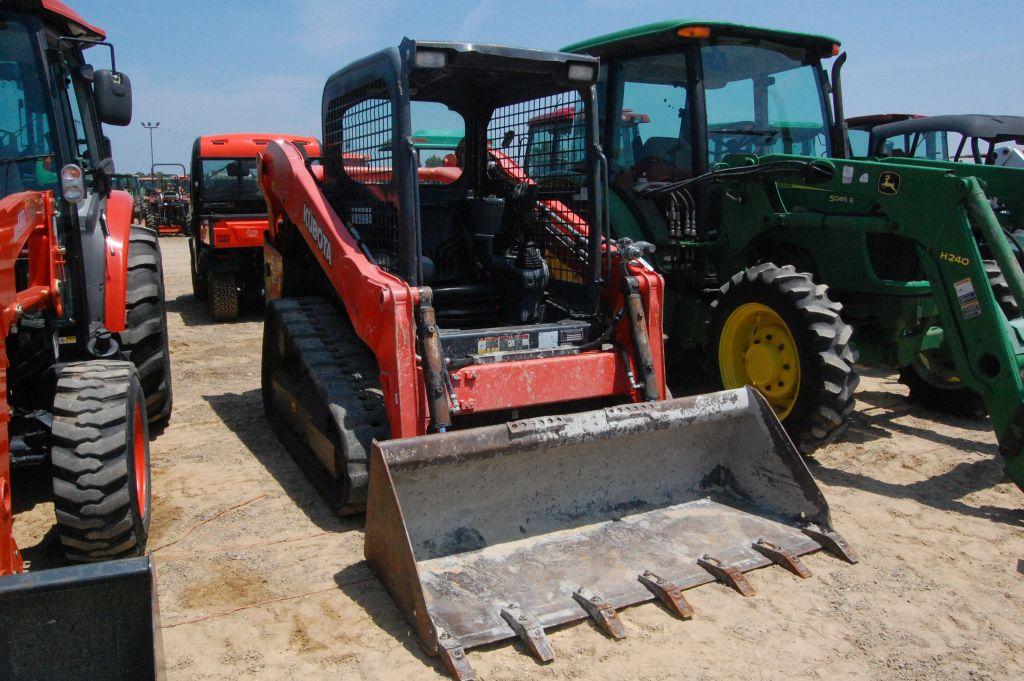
985 259 1019 319
121 225 173 428
51 361 150 562
898 260 1016 416
710 263 859 453
209 271 239 322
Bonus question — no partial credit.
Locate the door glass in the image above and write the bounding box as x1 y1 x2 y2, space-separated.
0 15 57 198
610 52 691 184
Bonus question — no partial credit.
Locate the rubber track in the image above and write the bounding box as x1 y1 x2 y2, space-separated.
271 297 389 506
120 225 173 427
712 263 860 453
51 361 146 562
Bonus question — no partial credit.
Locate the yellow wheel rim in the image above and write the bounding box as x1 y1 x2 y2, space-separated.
718 302 801 419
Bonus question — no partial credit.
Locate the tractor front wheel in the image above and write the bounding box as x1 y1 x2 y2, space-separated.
208 271 239 322
898 260 1017 416
51 361 151 562
710 263 859 453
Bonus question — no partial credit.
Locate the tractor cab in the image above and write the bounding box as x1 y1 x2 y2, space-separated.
565 21 841 257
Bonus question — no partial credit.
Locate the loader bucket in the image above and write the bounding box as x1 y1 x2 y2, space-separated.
365 387 855 679
0 556 163 680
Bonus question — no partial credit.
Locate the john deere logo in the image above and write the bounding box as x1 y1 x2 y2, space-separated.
878 171 901 196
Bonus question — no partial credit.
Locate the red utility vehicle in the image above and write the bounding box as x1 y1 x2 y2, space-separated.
189 133 320 321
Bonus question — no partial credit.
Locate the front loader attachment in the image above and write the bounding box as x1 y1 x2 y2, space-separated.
0 556 163 680
365 387 855 679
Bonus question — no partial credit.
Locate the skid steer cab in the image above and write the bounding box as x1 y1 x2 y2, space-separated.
0 2 169 678
189 133 320 321
258 38 855 679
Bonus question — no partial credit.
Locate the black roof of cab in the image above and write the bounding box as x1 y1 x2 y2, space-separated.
871 114 1024 144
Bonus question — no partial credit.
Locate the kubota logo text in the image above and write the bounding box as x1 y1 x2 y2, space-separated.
303 204 332 266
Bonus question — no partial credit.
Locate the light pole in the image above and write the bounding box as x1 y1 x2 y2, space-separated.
140 121 159 172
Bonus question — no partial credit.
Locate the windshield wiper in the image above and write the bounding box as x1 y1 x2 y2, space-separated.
0 153 52 166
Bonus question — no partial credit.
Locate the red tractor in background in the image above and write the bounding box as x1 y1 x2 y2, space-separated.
0 2 169 677
146 162 189 235
189 133 320 321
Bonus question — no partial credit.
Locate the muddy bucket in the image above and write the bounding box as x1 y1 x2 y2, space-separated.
365 387 855 679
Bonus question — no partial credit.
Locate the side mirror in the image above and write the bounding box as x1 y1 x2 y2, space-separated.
226 161 247 178
93 69 132 126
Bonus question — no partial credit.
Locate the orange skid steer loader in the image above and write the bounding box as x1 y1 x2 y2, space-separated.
259 39 855 679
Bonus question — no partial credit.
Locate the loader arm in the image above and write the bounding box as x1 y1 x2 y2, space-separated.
721 156 1024 487
259 140 424 437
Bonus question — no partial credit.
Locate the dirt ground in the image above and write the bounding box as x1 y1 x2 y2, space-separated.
13 236 1024 680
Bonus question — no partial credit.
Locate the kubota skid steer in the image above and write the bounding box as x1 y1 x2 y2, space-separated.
259 39 855 679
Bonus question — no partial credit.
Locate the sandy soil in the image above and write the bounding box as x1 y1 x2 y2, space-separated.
13 236 1024 680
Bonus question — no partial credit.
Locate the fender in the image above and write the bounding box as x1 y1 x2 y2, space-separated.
103 190 134 333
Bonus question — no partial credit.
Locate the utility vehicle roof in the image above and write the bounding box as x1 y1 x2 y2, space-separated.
846 113 922 130
411 130 464 149
324 40 599 113
196 134 321 158
562 20 838 56
871 115 1024 143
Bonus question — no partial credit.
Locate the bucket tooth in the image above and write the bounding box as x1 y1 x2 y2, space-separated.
500 606 555 663
637 570 694 620
697 555 756 596
752 539 812 578
438 630 475 681
802 524 859 564
573 587 627 640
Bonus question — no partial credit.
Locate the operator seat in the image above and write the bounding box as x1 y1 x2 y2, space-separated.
637 136 692 182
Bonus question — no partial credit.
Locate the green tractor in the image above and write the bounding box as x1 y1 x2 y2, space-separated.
560 21 1024 488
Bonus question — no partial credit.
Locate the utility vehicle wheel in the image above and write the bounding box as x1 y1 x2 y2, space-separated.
190 243 208 300
51 361 150 562
121 225 173 428
898 260 1017 416
145 211 158 232
208 271 239 322
710 263 859 453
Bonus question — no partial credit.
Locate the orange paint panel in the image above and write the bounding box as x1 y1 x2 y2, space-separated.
212 219 268 249
451 352 630 413
103 190 134 333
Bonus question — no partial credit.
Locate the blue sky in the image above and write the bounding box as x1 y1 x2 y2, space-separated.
72 0 1024 173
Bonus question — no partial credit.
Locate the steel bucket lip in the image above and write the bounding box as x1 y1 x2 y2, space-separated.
374 388 762 471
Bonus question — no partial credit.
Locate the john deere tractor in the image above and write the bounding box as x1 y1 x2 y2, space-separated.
562 21 1024 489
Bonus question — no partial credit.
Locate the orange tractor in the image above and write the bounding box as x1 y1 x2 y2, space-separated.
259 39 854 679
0 2 168 677
189 133 320 321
